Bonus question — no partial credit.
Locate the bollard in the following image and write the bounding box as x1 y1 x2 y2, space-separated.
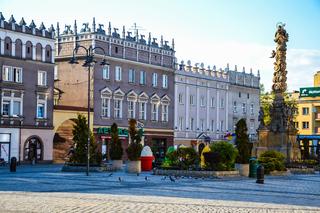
10 157 17 172
256 165 264 184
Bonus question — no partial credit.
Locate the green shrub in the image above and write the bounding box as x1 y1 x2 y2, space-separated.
258 150 286 174
204 141 238 171
235 119 252 164
109 123 123 160
162 147 199 170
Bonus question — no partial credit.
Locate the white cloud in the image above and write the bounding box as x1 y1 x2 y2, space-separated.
176 40 320 92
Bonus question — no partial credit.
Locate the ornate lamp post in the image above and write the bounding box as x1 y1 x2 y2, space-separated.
69 45 108 176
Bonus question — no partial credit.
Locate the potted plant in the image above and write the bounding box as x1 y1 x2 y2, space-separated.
126 119 143 173
109 123 123 170
234 118 251 176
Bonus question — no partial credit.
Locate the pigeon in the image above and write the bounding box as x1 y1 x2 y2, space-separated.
145 176 149 181
137 173 140 176
107 173 113 177
161 176 167 180
118 177 122 182
169 176 175 182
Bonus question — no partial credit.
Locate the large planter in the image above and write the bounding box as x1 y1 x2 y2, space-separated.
126 160 141 173
112 160 123 171
235 163 249 176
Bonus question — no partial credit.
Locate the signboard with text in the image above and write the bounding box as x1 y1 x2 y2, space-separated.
300 87 320 97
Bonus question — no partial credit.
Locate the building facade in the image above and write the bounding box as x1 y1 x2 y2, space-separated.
0 13 55 163
54 18 175 163
174 61 260 151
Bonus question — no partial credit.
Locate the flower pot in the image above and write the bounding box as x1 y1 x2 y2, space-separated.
235 163 249 177
112 160 123 171
126 160 141 173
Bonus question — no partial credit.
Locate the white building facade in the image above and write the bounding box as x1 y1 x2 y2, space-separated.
174 61 260 150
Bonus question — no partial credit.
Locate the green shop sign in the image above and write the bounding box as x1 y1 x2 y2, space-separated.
300 87 320 97
97 127 129 136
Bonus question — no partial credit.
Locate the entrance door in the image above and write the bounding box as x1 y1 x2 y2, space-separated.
24 137 43 162
152 139 167 165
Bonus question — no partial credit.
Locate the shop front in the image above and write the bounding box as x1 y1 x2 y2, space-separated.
0 128 19 163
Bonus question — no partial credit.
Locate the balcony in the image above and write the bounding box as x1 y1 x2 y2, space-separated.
315 113 320 121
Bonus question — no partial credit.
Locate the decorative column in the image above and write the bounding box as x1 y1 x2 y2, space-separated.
0 39 4 55
11 42 16 57
42 47 46 62
22 43 26 58
32 46 36 60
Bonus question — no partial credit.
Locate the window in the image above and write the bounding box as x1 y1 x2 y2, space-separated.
101 98 110 117
152 73 158 87
162 104 168 122
6 43 9 50
114 99 122 118
247 93 250 99
178 93 183 104
220 120 224 131
302 107 309 115
115 46 118 53
1 91 23 117
250 104 254 115
190 118 194 130
46 50 50 57
210 97 215 107
151 103 158 121
190 95 194 105
128 101 135 119
115 66 122 81
178 117 183 130
233 101 237 113
128 69 135 83
140 71 146 85
200 96 205 107
102 65 110 80
200 119 204 131
36 94 47 118
27 47 30 54
302 121 309 129
139 102 147 120
220 98 224 108
162 74 168 88
37 71 47 86
294 122 299 129
2 66 23 83
211 120 214 131
242 103 246 114
239 92 241 98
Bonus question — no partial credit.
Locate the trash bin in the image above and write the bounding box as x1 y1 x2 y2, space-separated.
249 157 258 178
10 157 17 172
140 146 154 171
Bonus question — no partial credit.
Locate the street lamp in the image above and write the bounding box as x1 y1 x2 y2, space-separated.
69 45 109 176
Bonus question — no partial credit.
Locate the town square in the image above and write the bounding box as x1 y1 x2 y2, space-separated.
0 0 320 212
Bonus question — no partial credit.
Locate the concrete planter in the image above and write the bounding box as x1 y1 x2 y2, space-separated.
126 160 141 173
112 160 123 171
235 163 249 177
61 164 107 172
153 169 239 178
289 168 315 174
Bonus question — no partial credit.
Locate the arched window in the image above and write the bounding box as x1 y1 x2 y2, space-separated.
4 37 12 56
45 45 52 63
24 136 43 162
15 39 22 58
36 43 42 61
25 41 33 59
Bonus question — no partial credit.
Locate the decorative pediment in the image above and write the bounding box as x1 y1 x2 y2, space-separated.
114 88 125 99
161 94 171 104
101 87 112 98
138 92 149 102
127 90 138 101
150 93 160 104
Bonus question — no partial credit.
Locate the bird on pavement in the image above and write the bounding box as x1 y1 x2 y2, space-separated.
161 176 167 180
137 173 140 176
118 177 122 182
107 173 113 177
169 176 175 182
145 176 149 181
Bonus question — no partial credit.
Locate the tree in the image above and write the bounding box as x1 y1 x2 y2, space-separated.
126 119 143 161
109 123 123 160
235 118 251 164
69 114 101 164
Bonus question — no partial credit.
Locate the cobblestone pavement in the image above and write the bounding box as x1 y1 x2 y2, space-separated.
0 165 319 212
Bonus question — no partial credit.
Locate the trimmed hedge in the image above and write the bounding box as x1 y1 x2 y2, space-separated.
258 150 286 174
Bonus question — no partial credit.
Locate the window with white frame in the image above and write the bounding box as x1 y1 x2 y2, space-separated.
1 91 23 117
211 120 214 131
233 101 237 113
101 98 110 117
178 117 183 130
189 95 194 105
162 104 168 122
140 71 146 85
115 66 122 81
220 98 224 108
114 99 122 118
250 103 254 115
37 71 47 86
102 65 110 80
178 93 183 104
200 119 204 131
162 74 168 88
210 97 215 107
151 103 158 121
128 69 135 83
200 96 205 107
128 100 135 119
36 93 47 118
190 117 194 130
139 102 147 120
2 66 23 83
152 73 158 87
242 103 246 114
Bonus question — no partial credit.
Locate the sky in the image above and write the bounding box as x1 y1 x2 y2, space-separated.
1 0 320 91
